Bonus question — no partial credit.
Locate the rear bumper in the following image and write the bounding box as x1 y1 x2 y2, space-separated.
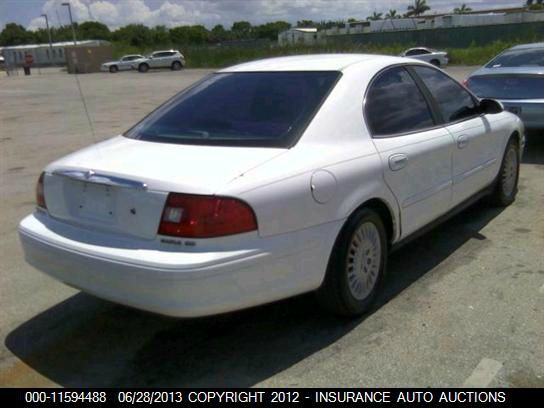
18 212 339 317
500 100 544 130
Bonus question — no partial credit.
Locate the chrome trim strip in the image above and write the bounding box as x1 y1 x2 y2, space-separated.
402 180 452 208
52 170 148 190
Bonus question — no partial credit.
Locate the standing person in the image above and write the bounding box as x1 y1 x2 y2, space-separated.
23 53 34 75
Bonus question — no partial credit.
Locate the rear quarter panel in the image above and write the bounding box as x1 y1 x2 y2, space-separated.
218 61 401 241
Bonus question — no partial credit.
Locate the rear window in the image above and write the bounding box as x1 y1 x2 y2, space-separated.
125 71 340 147
467 75 544 99
486 48 544 68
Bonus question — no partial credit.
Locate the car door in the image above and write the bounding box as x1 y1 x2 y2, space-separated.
365 66 455 238
155 52 171 68
149 53 161 68
119 56 132 70
161 52 174 67
411 65 502 205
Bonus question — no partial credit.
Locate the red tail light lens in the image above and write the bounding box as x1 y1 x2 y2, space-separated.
158 193 257 238
36 172 47 209
462 79 469 88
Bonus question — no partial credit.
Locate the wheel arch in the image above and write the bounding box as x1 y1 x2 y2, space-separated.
344 197 397 247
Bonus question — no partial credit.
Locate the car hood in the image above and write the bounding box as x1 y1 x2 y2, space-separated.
45 136 286 195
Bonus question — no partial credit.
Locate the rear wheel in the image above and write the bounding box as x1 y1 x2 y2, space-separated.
489 138 519 206
171 61 182 70
109 65 118 73
317 208 387 316
430 59 440 67
138 63 149 73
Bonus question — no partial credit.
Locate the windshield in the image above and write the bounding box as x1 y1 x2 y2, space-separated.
486 48 544 68
125 71 340 147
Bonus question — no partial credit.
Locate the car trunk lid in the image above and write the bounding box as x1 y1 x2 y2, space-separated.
43 136 285 239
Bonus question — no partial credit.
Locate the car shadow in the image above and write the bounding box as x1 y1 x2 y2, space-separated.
522 132 544 165
5 200 504 387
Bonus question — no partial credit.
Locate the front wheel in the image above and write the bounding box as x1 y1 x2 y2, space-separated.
109 65 118 73
317 208 387 316
489 139 520 206
138 63 149 73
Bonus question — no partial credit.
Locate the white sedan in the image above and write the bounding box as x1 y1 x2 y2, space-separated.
400 47 449 67
19 54 523 317
100 54 144 73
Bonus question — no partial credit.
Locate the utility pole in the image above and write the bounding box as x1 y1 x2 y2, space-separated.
41 14 54 63
62 2 77 45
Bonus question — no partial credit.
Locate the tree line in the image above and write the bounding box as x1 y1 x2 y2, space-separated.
0 20 293 47
2 0 533 48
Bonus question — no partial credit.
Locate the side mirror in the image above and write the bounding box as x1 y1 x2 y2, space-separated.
479 98 503 114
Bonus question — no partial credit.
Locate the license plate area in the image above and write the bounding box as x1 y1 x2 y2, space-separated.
78 182 116 221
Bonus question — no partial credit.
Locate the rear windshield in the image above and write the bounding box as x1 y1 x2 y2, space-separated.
486 48 544 68
125 71 340 147
467 75 544 99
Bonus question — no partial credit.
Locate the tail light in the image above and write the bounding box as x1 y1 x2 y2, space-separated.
158 193 257 238
36 172 47 209
462 78 469 88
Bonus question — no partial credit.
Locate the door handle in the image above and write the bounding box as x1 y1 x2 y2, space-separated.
457 135 469 149
389 154 408 171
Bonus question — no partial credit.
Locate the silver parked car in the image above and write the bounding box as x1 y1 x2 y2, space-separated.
132 50 185 73
400 47 449 67
100 55 144 73
465 42 544 131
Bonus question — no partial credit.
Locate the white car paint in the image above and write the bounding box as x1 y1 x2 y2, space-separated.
401 47 449 67
100 55 144 72
18 54 523 317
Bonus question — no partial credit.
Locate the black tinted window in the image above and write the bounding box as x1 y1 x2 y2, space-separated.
126 71 340 147
413 66 477 122
366 67 434 136
486 48 544 68
407 49 428 56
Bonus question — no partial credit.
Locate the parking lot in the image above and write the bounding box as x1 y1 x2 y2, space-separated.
0 66 543 387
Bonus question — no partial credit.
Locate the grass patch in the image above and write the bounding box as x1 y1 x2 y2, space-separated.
111 39 534 68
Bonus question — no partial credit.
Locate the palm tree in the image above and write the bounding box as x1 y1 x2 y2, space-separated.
454 3 473 14
366 11 383 21
406 0 431 17
385 9 400 19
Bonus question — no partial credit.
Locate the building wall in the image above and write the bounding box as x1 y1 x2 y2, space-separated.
2 45 67 67
65 45 113 73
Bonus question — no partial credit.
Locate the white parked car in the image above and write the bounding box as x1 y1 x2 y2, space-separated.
19 54 523 317
132 50 185 73
100 55 144 73
400 47 449 67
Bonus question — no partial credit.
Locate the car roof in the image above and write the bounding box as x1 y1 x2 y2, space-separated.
509 42 544 50
153 50 178 53
219 53 407 72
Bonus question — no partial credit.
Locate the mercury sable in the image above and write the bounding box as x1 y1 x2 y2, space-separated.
19 54 524 317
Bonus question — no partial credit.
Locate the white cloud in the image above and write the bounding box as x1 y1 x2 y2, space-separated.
25 0 525 31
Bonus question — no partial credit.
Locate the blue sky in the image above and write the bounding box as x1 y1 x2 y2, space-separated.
0 0 524 31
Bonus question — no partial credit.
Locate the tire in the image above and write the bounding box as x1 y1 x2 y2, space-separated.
138 63 149 73
488 138 520 207
171 61 182 71
109 65 118 73
317 208 387 316
430 59 440 67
